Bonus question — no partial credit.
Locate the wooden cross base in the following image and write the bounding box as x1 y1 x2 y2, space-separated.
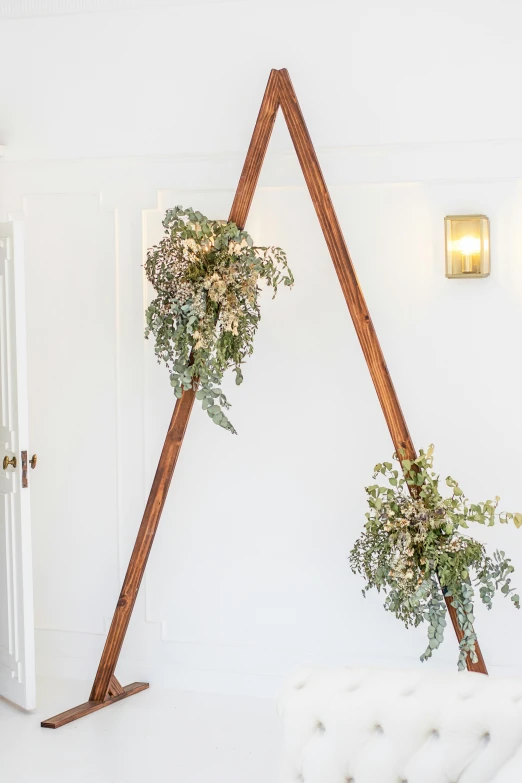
41 67 487 730
41 678 149 729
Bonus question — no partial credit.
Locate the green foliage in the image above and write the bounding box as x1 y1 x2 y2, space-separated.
350 446 521 670
144 206 293 433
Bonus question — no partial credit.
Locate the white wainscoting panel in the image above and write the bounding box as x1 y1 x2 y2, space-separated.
22 193 119 635
1 145 522 698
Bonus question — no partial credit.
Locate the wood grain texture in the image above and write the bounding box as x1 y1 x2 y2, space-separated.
277 69 415 460
277 69 486 674
42 71 286 729
44 68 486 729
228 69 280 229
87 74 284 706
41 682 149 729
107 675 125 698
89 387 197 702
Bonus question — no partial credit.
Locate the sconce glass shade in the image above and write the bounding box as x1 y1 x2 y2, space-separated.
445 215 490 278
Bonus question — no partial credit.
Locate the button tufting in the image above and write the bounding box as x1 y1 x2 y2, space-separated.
280 668 522 783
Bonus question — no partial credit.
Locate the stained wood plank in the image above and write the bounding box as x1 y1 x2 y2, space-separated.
41 682 149 729
87 72 286 707
276 69 486 674
229 69 281 229
277 69 415 459
89 388 197 702
107 675 125 698
43 72 284 729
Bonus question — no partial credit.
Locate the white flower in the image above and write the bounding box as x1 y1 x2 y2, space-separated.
228 239 247 254
184 238 198 253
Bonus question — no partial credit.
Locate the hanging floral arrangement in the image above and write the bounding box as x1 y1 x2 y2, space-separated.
144 206 293 433
350 446 521 670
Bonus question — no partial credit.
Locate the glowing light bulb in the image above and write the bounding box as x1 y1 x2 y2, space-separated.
456 235 481 273
457 236 481 256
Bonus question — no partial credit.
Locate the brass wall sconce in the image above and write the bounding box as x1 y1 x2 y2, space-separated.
445 215 490 278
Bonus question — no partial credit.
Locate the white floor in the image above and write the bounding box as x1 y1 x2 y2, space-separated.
0 678 282 783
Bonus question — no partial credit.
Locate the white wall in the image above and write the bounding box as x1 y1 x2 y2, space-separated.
2 0 522 699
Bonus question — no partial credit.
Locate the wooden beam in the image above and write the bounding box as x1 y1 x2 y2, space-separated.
41 682 149 729
42 68 486 729
106 675 125 699
277 69 415 459
41 70 285 730
88 388 197 703
86 71 282 707
276 68 487 675
229 69 281 229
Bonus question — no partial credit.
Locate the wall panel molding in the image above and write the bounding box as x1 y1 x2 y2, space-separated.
4 139 522 187
5 151 522 699
0 0 245 17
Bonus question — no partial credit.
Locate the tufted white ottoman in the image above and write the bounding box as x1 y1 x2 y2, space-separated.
278 667 522 783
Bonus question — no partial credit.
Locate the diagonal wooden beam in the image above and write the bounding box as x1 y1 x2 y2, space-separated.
86 71 283 707
229 68 281 229
41 70 286 729
276 68 486 674
42 67 486 729
277 69 415 460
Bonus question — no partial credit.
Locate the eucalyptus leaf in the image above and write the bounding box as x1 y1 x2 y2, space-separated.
144 206 293 434
350 445 521 672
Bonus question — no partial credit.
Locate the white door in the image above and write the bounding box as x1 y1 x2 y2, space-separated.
0 220 35 710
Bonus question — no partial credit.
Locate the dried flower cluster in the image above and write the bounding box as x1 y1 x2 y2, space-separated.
144 207 293 433
350 446 521 670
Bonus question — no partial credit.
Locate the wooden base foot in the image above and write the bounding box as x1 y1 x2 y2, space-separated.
41 682 149 729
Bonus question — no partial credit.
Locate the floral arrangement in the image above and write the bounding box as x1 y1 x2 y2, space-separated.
350 446 521 670
144 206 293 433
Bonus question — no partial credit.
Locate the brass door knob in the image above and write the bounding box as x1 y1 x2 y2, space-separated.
3 456 17 470
30 454 37 470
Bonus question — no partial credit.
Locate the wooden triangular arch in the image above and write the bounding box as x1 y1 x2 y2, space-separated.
42 69 486 729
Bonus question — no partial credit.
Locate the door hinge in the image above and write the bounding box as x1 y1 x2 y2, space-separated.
21 451 37 488
21 451 28 488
